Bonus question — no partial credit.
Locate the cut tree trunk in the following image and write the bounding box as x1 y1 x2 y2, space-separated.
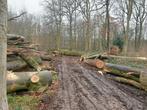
7 34 25 41
84 54 147 61
83 59 147 90
105 63 145 76
84 59 105 69
7 70 53 93
41 55 52 61
18 53 42 71
83 59 140 82
7 60 27 71
112 77 143 89
140 73 147 91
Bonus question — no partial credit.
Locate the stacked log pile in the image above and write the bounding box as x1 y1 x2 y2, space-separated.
7 34 54 93
81 54 147 91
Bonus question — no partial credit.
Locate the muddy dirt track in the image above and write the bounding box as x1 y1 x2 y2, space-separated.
48 56 147 110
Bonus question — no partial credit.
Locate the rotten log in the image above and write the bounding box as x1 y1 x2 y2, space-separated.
7 70 53 93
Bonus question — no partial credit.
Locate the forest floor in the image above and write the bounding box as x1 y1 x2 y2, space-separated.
45 56 147 110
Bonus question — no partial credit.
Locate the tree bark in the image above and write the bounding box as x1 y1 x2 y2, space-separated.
106 0 110 51
0 0 9 109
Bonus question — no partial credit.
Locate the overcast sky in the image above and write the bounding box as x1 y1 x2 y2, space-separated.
8 0 44 15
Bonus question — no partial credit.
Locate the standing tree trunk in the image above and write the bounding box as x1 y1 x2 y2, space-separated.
124 0 133 55
134 20 139 51
0 0 9 109
69 14 73 50
105 0 110 52
85 0 91 52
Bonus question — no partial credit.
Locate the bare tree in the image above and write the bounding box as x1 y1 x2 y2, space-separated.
116 0 134 54
79 0 103 51
0 0 9 109
125 0 134 54
133 0 147 51
44 0 63 50
62 0 79 50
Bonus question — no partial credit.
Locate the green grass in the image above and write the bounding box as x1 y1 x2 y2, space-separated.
8 95 40 110
51 71 58 81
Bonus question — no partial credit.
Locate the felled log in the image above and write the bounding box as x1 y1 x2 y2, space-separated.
7 55 21 62
7 70 53 93
112 77 143 89
41 55 52 61
83 59 140 82
18 53 42 71
105 66 140 82
8 41 30 46
140 73 147 91
83 59 146 76
84 59 105 69
103 62 147 90
7 34 25 41
83 59 147 90
84 53 147 61
7 60 27 71
104 63 145 76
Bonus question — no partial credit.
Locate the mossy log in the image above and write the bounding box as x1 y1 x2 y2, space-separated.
105 67 140 82
104 63 142 82
7 70 53 93
140 73 147 91
18 53 42 71
112 77 143 89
